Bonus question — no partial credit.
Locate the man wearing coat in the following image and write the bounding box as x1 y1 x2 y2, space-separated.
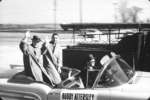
19 31 44 81
42 33 62 85
20 31 56 85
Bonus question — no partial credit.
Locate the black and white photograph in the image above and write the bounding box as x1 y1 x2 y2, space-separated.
0 0 150 100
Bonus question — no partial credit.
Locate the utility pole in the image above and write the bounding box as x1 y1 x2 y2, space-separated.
112 0 118 22
79 0 83 23
54 0 57 31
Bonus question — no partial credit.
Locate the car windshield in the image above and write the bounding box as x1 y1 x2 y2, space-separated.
93 56 134 88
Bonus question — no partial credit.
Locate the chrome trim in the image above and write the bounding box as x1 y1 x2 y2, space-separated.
0 89 41 100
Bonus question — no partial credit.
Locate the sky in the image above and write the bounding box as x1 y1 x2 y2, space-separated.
0 0 150 24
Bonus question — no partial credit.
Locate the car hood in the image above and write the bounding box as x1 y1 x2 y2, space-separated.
119 71 150 92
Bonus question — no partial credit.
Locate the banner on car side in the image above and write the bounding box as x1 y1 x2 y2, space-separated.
61 92 94 100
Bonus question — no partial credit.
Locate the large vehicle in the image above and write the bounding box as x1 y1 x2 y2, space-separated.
1 52 150 100
1 23 150 100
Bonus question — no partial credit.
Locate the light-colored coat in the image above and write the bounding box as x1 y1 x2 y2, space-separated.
19 41 43 81
42 42 62 85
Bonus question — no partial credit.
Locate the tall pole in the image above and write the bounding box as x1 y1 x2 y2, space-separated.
79 0 83 23
113 1 118 23
54 0 57 31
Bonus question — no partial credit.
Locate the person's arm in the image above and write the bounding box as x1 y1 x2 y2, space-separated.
58 46 63 67
19 31 31 54
43 37 60 67
57 45 63 73
41 42 47 55
41 36 50 55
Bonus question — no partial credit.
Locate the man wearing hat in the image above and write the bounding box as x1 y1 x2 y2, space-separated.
19 31 44 82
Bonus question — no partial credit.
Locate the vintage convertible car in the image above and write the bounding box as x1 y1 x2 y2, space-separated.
0 53 150 100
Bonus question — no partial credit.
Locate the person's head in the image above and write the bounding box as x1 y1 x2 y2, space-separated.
87 54 95 67
31 35 41 47
51 33 59 44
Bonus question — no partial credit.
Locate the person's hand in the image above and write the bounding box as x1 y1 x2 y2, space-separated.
44 36 50 47
23 31 31 42
45 35 50 43
25 31 31 38
58 66 61 73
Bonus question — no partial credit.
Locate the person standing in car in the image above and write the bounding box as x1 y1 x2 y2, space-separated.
49 33 62 72
42 33 62 85
19 31 44 82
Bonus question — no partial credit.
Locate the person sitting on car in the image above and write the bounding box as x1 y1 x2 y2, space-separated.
19 31 44 82
19 31 55 86
41 33 62 86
